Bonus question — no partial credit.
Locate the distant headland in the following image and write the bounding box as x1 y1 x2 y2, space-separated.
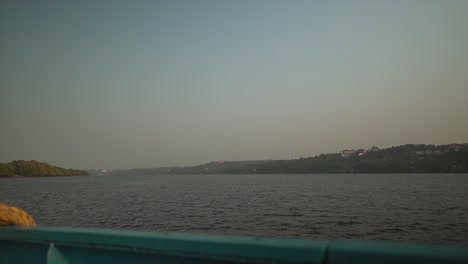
0 160 88 177
107 143 468 175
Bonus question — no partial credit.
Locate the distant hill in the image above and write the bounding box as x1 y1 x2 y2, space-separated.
0 160 89 177
113 143 468 175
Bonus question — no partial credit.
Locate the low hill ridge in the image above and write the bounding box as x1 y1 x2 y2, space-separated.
0 160 89 177
116 143 468 175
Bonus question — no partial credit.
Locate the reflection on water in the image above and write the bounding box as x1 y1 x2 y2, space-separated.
1 174 467 245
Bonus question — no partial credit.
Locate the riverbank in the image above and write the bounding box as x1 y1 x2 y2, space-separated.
0 160 89 177
113 143 468 175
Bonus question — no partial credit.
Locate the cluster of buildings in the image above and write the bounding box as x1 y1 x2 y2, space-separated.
415 144 464 156
415 150 443 156
340 146 380 158
340 144 466 158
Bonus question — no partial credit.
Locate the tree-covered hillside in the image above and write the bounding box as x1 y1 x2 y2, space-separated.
0 160 88 177
114 143 468 175
242 144 468 174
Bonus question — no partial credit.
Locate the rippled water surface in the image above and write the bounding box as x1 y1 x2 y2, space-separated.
1 174 467 245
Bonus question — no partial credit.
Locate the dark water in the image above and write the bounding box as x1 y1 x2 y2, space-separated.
1 174 467 245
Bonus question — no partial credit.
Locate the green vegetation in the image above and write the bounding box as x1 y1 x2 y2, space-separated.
116 143 468 175
243 144 468 174
0 160 88 177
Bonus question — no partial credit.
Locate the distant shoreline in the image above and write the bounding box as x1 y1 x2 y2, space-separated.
0 160 89 177
0 174 89 178
105 143 468 176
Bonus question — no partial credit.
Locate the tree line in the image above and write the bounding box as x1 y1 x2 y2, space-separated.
117 143 468 175
0 160 88 177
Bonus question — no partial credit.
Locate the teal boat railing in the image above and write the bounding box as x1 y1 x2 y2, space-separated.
1 226 467 264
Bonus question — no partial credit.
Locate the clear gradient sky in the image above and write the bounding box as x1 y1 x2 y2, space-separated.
1 0 467 169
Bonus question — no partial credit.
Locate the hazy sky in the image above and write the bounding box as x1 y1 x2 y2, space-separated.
1 0 467 169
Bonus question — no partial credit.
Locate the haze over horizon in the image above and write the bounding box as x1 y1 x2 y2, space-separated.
1 0 467 169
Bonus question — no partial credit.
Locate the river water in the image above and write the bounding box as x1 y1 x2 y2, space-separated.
1 174 467 245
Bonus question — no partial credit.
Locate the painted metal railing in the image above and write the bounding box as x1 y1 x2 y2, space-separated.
1 226 467 264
